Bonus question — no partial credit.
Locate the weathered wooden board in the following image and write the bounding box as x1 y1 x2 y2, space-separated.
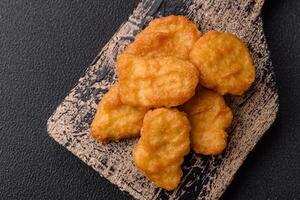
47 0 279 199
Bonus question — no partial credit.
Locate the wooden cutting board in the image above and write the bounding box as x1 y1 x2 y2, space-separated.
47 0 279 199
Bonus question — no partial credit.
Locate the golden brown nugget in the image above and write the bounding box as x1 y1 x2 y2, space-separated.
182 88 233 155
90 84 147 142
133 108 190 190
117 54 199 108
124 15 201 60
189 31 255 95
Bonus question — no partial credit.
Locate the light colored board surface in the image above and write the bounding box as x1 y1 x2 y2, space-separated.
47 0 278 199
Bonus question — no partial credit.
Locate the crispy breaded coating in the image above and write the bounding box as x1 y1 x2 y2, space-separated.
133 108 190 190
182 87 233 155
124 15 201 60
117 54 199 108
90 84 147 142
189 31 255 95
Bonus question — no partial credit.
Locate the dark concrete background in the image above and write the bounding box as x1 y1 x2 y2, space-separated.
0 0 299 199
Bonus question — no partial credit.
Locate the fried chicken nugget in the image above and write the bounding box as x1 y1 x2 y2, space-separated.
124 15 201 60
90 83 148 142
117 54 199 108
133 108 190 190
182 87 233 155
189 31 255 95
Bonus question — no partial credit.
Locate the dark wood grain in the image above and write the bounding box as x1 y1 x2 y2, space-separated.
47 0 278 199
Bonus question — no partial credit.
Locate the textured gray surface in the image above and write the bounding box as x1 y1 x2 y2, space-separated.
47 0 278 199
1 0 300 200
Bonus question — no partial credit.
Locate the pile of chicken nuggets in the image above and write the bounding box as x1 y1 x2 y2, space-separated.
91 15 255 190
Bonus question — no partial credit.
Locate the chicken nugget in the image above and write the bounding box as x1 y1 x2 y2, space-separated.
117 54 199 108
133 108 190 190
189 31 255 95
182 87 233 155
124 15 201 60
90 83 148 142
